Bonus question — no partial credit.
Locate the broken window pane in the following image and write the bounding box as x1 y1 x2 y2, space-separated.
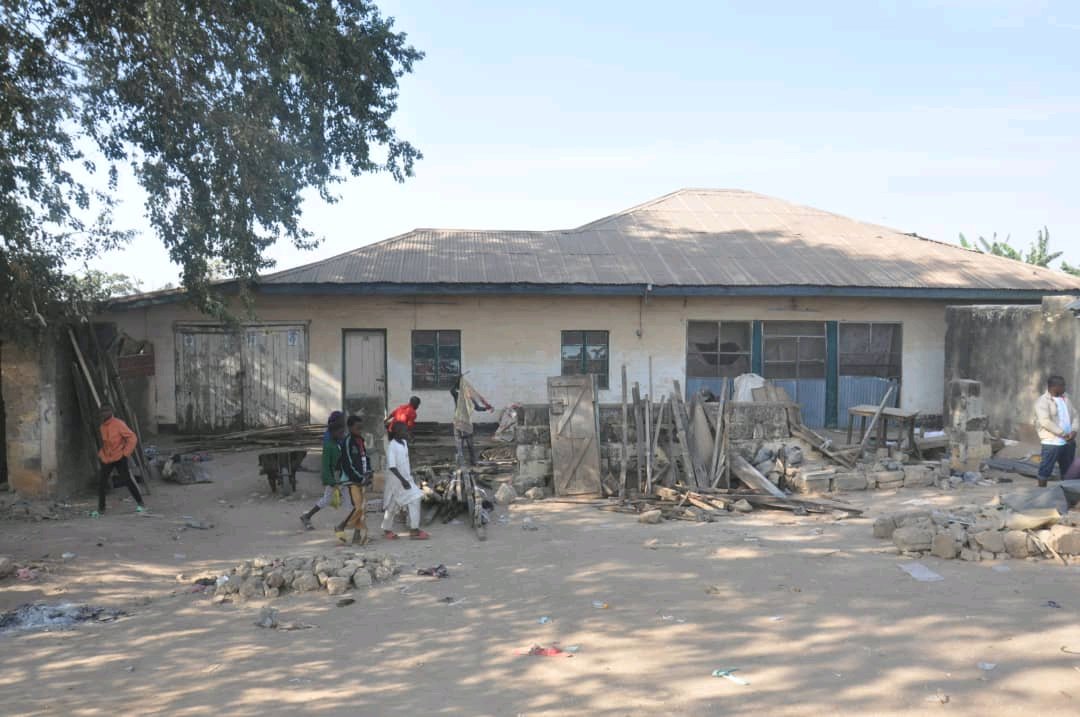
840 323 902 379
562 330 608 389
687 321 719 352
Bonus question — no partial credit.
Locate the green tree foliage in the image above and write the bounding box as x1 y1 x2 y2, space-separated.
1 0 422 337
959 226 1076 275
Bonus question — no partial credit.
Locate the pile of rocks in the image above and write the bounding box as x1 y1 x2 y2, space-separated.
874 503 1080 561
789 459 943 494
213 552 399 601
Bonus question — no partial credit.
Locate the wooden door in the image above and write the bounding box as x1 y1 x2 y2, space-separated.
241 325 310 428
343 330 387 467
548 375 602 495
175 327 243 433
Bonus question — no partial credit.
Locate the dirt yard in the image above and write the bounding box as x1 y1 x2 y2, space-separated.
2 449 1079 716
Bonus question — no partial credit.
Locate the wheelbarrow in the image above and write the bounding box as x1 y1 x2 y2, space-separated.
258 450 307 496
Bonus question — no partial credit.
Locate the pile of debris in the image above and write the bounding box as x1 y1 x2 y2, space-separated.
874 484 1080 562
0 495 84 522
614 374 863 521
210 552 399 601
0 603 126 634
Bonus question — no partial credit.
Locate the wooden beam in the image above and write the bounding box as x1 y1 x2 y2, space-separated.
858 384 897 455
632 382 644 493
620 364 628 499
729 453 787 499
670 381 706 489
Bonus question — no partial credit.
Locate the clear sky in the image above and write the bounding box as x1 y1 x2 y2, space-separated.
90 0 1080 290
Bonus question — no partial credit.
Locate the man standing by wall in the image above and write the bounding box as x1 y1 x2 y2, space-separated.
1035 375 1079 487
451 375 493 466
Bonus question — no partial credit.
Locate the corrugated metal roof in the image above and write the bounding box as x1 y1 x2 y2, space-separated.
258 189 1080 292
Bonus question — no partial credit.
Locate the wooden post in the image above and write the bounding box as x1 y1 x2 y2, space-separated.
632 382 644 493
858 385 896 455
645 395 653 495
620 365 628 499
670 380 706 489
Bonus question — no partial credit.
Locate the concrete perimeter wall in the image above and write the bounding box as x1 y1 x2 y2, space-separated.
945 296 1080 439
101 294 957 430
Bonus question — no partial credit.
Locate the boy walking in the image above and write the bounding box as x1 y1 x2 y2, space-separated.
383 421 429 540
300 415 351 530
96 405 145 514
336 415 373 543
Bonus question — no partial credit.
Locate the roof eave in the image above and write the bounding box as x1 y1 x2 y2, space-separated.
101 282 1080 310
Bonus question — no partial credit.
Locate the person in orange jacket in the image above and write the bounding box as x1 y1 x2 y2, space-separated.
96 404 145 514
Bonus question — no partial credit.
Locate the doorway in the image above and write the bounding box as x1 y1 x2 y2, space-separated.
342 329 387 467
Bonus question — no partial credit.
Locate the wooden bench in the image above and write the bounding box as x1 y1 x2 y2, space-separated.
846 404 922 459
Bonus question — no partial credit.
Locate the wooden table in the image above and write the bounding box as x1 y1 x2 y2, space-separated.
846 404 923 459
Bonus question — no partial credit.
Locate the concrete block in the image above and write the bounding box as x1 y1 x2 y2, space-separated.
872 515 897 539
832 472 867 492
1049 525 1080 555
902 465 935 488
1004 530 1035 558
873 471 905 489
964 430 988 446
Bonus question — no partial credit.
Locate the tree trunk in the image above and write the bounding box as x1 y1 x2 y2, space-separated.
0 340 7 487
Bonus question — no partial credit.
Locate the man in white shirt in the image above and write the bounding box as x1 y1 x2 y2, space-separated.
1034 375 1079 487
382 421 429 540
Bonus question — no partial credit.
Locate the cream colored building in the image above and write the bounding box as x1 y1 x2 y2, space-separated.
101 189 1080 436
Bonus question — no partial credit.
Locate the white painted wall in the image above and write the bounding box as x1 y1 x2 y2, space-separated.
100 293 952 428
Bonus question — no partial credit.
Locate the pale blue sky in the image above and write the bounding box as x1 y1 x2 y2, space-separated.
92 0 1080 289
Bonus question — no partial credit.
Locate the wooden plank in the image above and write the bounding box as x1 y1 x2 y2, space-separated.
858 385 897 454
709 399 724 483
68 328 102 407
729 453 788 499
632 383 644 493
688 396 715 475
790 424 857 469
670 381 706 489
644 395 653 496
620 365 628 499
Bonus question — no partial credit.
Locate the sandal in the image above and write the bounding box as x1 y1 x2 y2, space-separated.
410 530 431 541
383 531 399 540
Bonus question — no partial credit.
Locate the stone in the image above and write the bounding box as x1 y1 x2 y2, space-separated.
784 445 804 466
0 556 15 579
252 556 271 569
973 530 1006 554
495 483 517 505
335 565 358 579
254 607 278 629
239 577 262 600
1004 531 1034 558
792 473 832 494
1005 508 1061 531
931 533 959 559
960 547 981 561
832 473 867 492
264 586 280 599
326 577 350 596
524 487 547 501
755 460 777 476
872 515 897 539
317 572 330 587
373 565 394 582
947 523 968 543
266 571 285 589
638 509 663 524
973 512 1006 532
892 525 934 552
733 499 754 513
292 573 320 592
352 570 373 588
903 465 935 488
314 561 332 576
895 511 932 527
1048 525 1080 555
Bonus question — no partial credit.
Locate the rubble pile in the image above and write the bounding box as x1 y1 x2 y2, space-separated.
212 552 399 601
873 497 1080 562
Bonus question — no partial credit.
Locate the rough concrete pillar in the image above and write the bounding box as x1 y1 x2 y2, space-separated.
947 379 991 471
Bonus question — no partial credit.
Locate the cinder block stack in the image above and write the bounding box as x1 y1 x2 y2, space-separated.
946 379 992 471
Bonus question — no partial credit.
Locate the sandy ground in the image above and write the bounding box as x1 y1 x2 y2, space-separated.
2 449 1080 717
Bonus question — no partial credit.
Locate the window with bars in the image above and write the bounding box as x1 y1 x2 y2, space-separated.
839 323 902 378
762 321 826 379
561 330 609 389
686 321 752 379
411 330 461 389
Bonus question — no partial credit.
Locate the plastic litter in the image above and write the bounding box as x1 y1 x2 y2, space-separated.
592 601 609 609
523 644 572 657
563 645 581 653
977 662 997 671
61 552 76 560
1045 600 1063 609
537 616 551 624
769 616 785 622
898 562 944 582
712 669 749 686
418 564 449 578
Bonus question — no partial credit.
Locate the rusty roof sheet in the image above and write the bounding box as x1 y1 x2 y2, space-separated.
252 189 1080 292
